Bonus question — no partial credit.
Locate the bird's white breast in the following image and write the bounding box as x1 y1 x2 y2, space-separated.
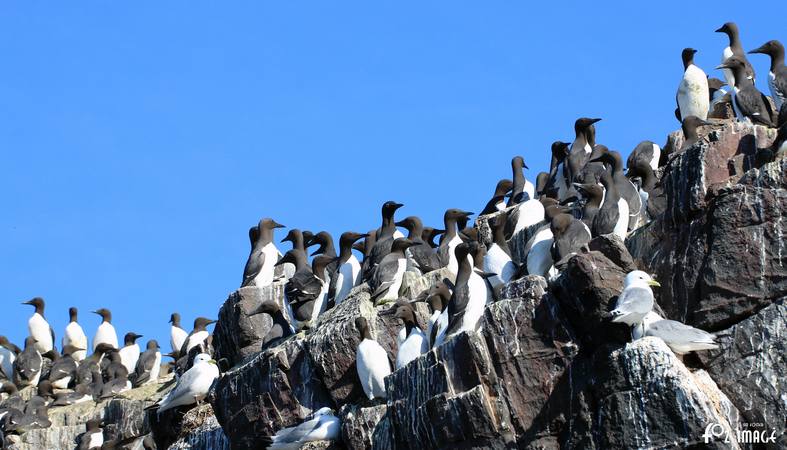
28 313 53 353
484 244 515 289
171 326 188 354
678 64 710 120
396 328 427 369
614 198 630 239
64 322 88 361
254 242 280 287
186 330 209 352
513 199 546 235
526 227 554 277
94 322 118 350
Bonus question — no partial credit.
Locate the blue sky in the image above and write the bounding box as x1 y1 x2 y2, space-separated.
1 3 784 351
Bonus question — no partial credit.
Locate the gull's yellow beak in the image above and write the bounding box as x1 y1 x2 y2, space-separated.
209 359 217 365
647 280 661 287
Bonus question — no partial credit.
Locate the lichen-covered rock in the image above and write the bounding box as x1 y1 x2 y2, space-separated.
168 404 230 450
498 275 547 301
213 283 288 367
339 403 390 450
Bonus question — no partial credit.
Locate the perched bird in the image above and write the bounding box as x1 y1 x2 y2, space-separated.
567 117 602 184
354 317 391 400
77 418 104 450
480 179 513 215
47 344 82 389
92 308 119 351
264 407 340 450
591 164 629 239
395 216 441 274
634 312 719 355
524 222 555 278
483 214 516 291
550 213 592 263
680 116 712 151
590 149 641 231
717 56 775 127
436 243 488 346
748 40 786 111
392 303 428 369
181 318 216 354
118 332 143 375
438 209 474 275
249 301 295 348
676 48 710 121
62 307 88 362
241 218 286 288
627 140 661 172
363 201 405 280
331 231 365 306
51 383 92 407
13 337 42 388
419 282 451 347
421 227 445 249
0 337 20 381
276 251 332 330
4 405 50 433
307 231 339 283
169 313 188 357
132 340 162 387
548 141 572 201
156 353 219 414
508 156 535 205
22 297 54 354
610 271 660 326
716 22 756 88
370 238 420 303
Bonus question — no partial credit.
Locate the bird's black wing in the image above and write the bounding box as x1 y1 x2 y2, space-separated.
241 249 264 287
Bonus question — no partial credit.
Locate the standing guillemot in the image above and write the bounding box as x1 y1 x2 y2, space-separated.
550 213 591 263
132 340 161 387
483 214 515 292
717 56 775 127
749 40 786 111
118 332 143 375
13 337 42 388
249 301 295 348
331 231 365 306
22 298 54 355
437 209 474 275
62 307 88 362
716 22 756 88
395 216 441 274
480 179 513 215
589 149 642 231
508 156 535 206
169 312 188 357
92 308 118 350
363 201 405 281
392 303 428 369
241 218 286 288
567 117 601 184
369 238 419 304
354 317 391 400
676 48 710 121
592 164 629 239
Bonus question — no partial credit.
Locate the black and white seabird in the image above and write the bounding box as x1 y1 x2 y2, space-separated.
574 182 604 230
480 179 513 215
716 22 756 88
626 140 661 173
438 209 474 275
395 216 441 274
550 213 592 264
589 149 642 231
417 282 451 347
0 337 20 381
276 250 332 330
62 307 88 362
47 344 82 389
92 308 118 350
331 231 365 306
22 297 54 355
77 418 104 450
717 56 775 127
508 156 535 205
421 227 444 249
567 118 601 184
392 303 428 369
51 383 92 407
354 317 391 400
132 340 161 387
181 317 216 355
369 238 419 304
435 243 488 346
362 201 405 280
241 218 286 288
13 337 42 388
749 40 787 111
4 405 50 433
592 164 629 239
676 48 710 121
548 141 572 201
118 332 143 375
483 214 515 291
169 312 188 357
249 301 295 348
307 231 339 283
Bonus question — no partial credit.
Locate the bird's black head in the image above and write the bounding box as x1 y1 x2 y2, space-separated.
749 40 784 57
382 201 405 216
260 218 286 230
193 317 217 330
92 308 112 322
715 22 737 37
512 156 529 170
574 117 602 133
281 229 303 244
146 339 160 350
681 48 698 68
391 238 420 252
169 312 181 326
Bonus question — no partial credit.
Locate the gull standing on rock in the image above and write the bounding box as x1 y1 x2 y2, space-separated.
609 270 660 327
354 317 391 401
155 353 219 415
62 307 88 362
633 311 719 355
22 298 54 355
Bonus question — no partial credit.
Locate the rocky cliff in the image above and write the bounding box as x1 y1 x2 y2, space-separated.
10 120 784 449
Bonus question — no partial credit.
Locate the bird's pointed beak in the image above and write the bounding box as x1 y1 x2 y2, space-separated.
209 359 217 364
714 26 724 33
647 280 661 287
394 219 406 227
590 118 602 124
715 63 730 70
273 222 285 229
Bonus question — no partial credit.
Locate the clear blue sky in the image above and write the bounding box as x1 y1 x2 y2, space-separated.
1 3 784 351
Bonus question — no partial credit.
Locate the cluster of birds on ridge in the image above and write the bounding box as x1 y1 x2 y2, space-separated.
1 21 785 449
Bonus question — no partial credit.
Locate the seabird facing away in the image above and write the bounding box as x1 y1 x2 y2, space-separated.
610 270 660 326
264 407 340 450
22 298 54 355
62 307 88 362
156 353 219 415
676 48 710 121
633 311 719 355
132 340 162 387
354 317 391 400
249 301 295 348
169 313 188 357
13 337 42 388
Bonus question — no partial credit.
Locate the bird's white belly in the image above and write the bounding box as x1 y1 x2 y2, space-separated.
484 244 515 289
526 228 554 277
28 313 53 353
64 322 88 361
614 198 630 239
396 328 427 369
356 340 390 399
94 323 118 350
677 65 710 120
513 199 546 235
255 243 279 287
382 258 407 300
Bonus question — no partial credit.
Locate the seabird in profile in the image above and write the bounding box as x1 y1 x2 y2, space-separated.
77 418 104 450
483 214 515 291
634 311 719 355
395 216 441 274
132 340 161 387
331 232 365 305
22 298 54 355
47 344 82 389
589 149 642 231
307 231 339 283
421 227 445 249
716 22 756 88
749 40 786 111
480 179 513 215
169 313 188 357
363 201 405 280
241 218 286 288
276 250 331 330
155 353 219 414
392 303 428 369
354 317 391 400
264 407 340 449
508 156 535 205
717 56 775 127
13 337 42 388
610 270 660 326
418 282 451 347
676 48 710 121
118 332 143 375
369 238 419 304
436 243 488 346
62 307 88 362
567 117 601 184
181 317 216 354
438 209 474 275
92 308 119 350
591 164 629 239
